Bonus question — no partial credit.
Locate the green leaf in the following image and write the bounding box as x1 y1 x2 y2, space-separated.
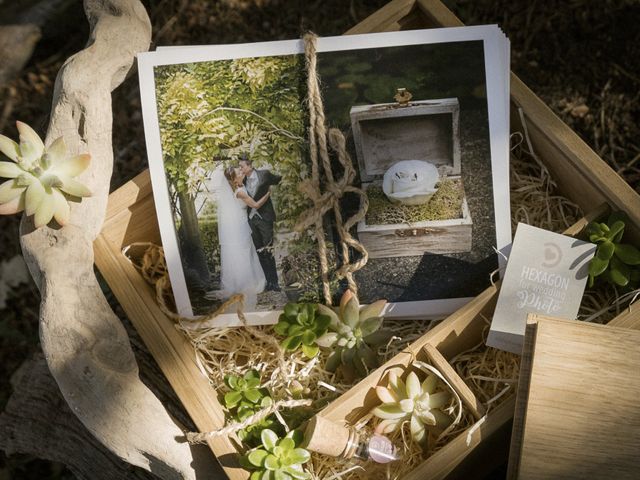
224 374 239 390
358 343 378 369
585 222 604 239
314 314 331 334
248 449 269 467
244 369 261 384
588 256 609 278
607 220 625 241
301 343 319 358
287 448 310 465
615 244 640 265
245 388 263 404
364 329 393 347
273 321 290 336
278 437 295 452
281 335 303 351
372 403 407 420
301 329 316 346
224 390 243 408
261 429 279 452
324 349 342 373
596 241 615 261
287 324 306 336
316 304 340 328
610 256 631 287
250 471 262 480
264 454 280 470
341 346 356 367
359 316 383 337
342 297 360 329
283 465 310 480
274 471 291 480
296 309 308 325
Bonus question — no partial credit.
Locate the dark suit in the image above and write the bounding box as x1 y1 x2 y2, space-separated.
244 169 281 289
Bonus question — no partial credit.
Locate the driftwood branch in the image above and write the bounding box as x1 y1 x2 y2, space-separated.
16 1 218 478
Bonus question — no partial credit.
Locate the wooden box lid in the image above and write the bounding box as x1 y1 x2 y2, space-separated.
508 314 640 479
350 97 461 182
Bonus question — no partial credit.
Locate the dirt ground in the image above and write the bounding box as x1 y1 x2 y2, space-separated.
0 0 638 478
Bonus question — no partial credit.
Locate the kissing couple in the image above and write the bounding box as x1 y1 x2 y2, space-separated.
215 154 281 309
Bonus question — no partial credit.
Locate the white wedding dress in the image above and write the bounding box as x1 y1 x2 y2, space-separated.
213 170 266 310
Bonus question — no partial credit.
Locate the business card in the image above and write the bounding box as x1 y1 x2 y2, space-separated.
487 223 596 354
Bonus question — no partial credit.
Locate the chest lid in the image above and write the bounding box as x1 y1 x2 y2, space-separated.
350 97 461 183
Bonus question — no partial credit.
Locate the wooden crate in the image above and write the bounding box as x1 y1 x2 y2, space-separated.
351 97 473 258
94 1 640 479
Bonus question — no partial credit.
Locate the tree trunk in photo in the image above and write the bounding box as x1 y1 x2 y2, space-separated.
177 189 211 287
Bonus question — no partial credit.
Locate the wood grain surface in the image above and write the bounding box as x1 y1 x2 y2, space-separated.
509 315 640 479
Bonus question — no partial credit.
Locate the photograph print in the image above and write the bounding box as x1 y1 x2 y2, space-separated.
139 26 510 322
147 54 330 320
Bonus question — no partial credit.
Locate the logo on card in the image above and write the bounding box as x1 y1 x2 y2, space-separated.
542 242 562 268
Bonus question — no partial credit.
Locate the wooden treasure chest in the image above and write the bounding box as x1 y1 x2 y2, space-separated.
350 96 473 259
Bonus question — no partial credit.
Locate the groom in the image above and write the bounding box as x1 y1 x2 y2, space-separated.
239 154 282 291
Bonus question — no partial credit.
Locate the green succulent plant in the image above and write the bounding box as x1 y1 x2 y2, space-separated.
586 212 640 288
372 370 452 444
315 290 391 379
0 121 91 227
240 429 311 480
274 303 331 358
223 370 280 447
224 370 269 409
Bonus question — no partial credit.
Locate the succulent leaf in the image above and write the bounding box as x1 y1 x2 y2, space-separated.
242 430 310 480
16 121 44 157
0 180 25 204
0 122 92 227
248 449 269 467
0 161 22 178
0 135 19 161
315 291 389 379
615 243 640 265
359 299 386 322
0 194 24 214
372 369 453 444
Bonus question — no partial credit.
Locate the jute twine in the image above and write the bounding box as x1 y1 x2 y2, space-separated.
296 32 369 304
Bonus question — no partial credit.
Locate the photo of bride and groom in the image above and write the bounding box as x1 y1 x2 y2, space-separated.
209 154 282 309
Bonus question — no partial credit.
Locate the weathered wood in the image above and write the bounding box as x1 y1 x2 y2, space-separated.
0 353 154 480
350 98 461 181
357 194 472 258
16 1 217 478
508 315 640 479
422 343 485 420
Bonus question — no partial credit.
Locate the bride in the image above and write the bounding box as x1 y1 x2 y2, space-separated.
212 165 271 309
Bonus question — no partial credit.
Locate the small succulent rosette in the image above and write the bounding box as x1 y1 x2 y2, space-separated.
372 370 453 445
0 121 91 227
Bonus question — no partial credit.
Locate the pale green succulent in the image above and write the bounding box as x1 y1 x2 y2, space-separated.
240 429 310 480
0 121 91 228
372 370 452 444
316 290 391 379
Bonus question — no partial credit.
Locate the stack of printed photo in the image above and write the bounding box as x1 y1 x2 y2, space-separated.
138 26 511 325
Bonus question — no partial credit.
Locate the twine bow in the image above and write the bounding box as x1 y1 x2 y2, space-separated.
298 33 369 304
